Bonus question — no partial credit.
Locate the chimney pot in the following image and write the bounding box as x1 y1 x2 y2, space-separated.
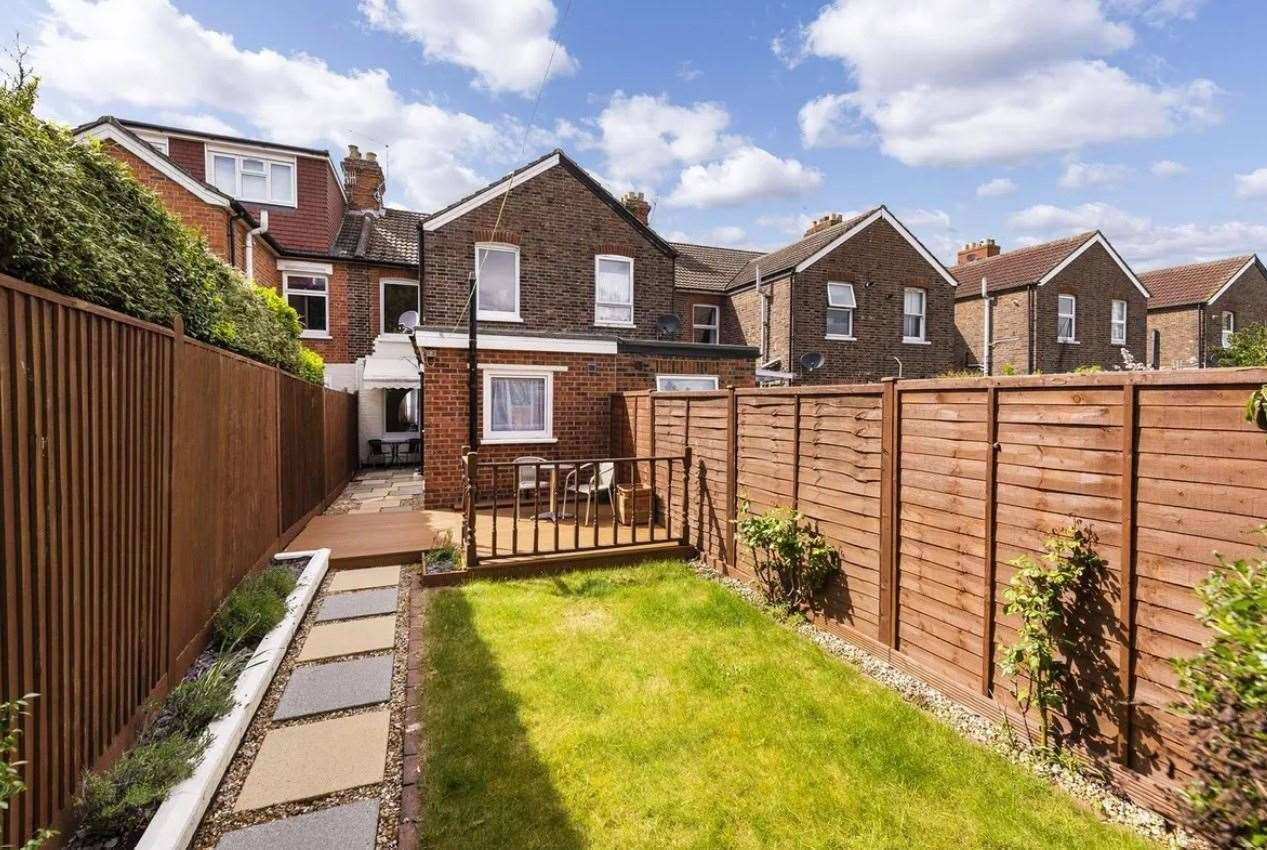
957 238 1001 266
342 147 385 212
804 212 844 238
621 190 651 225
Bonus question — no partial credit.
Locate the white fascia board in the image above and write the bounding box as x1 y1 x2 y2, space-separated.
1208 256 1259 305
1038 233 1151 299
277 259 334 275
423 154 561 232
794 208 959 287
477 363 569 372
77 123 230 208
411 329 618 354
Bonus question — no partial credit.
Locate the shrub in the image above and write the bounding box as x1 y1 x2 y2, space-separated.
296 346 326 385
1000 522 1105 751
76 732 207 838
938 368 982 379
1173 532 1267 849
212 565 296 650
145 655 241 743
1072 364 1103 374
735 500 840 611
2 694 56 849
255 563 298 600
1216 323 1267 367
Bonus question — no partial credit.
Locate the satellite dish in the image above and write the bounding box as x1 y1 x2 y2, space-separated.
397 310 420 335
799 351 826 372
656 314 681 338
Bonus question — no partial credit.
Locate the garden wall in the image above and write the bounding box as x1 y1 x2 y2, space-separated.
612 367 1267 817
0 273 358 845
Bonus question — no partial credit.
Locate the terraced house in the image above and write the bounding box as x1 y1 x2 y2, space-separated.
1141 254 1267 368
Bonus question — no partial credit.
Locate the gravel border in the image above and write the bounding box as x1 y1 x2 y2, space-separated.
689 560 1206 850
189 563 415 850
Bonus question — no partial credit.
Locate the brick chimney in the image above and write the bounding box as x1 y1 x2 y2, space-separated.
621 191 651 225
804 213 844 238
343 145 385 212
957 239 1000 265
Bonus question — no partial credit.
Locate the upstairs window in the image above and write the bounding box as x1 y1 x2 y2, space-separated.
475 243 520 321
1110 299 1127 345
826 282 856 339
692 304 719 344
1222 311 1236 348
284 273 328 337
381 279 420 333
208 150 295 205
902 287 926 342
1057 294 1078 342
595 255 634 326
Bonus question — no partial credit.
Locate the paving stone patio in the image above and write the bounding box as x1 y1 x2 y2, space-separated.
296 615 396 662
215 799 380 850
328 565 401 592
315 587 399 622
325 468 424 515
274 654 394 721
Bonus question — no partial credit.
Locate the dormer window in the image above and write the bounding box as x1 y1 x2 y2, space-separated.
208 149 296 206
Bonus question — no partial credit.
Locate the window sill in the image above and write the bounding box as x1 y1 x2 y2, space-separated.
300 331 332 340
1058 339 1081 345
825 334 856 342
481 436 558 445
902 338 931 345
594 322 637 329
1111 341 1126 347
476 314 524 323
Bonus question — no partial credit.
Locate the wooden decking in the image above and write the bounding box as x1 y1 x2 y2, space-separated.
472 502 678 561
288 509 463 568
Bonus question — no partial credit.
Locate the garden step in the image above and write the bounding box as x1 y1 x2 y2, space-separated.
296 615 396 662
274 655 394 721
328 566 401 592
234 710 390 811
315 587 398 622
215 799 379 850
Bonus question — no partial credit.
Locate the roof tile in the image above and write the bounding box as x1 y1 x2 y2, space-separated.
671 242 763 292
951 232 1095 296
1140 255 1255 309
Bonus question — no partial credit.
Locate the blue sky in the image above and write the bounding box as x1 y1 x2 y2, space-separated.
10 0 1267 268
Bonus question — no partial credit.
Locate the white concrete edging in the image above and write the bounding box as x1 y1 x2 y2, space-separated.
137 548 331 850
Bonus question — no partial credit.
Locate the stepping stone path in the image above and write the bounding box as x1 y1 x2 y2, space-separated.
207 564 408 849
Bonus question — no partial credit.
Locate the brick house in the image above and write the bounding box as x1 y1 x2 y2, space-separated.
952 232 1151 374
669 208 961 384
1141 254 1267 368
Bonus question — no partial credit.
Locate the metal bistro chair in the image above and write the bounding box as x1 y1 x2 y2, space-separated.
366 439 390 468
403 437 422 465
564 461 616 527
513 456 551 518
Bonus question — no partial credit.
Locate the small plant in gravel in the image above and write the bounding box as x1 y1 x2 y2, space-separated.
212 565 296 649
1000 522 1105 752
2 694 56 849
1173 530 1267 849
735 499 840 612
76 732 208 839
426 530 462 572
144 654 242 743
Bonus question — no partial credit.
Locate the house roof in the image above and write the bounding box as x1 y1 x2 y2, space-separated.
951 231 1096 296
332 208 428 266
670 242 763 292
731 209 877 288
1139 255 1259 310
109 117 333 158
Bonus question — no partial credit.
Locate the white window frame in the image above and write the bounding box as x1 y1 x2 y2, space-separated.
1110 299 1127 346
134 130 169 155
902 287 927 344
594 254 635 327
475 242 521 322
826 282 856 341
380 278 420 334
1222 311 1236 348
1057 294 1078 343
481 365 561 444
656 374 720 392
282 272 330 339
692 304 719 344
205 145 297 207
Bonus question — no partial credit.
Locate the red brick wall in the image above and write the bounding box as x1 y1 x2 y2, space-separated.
1146 306 1200 368
167 136 205 180
422 165 675 339
673 292 726 343
1035 242 1147 373
239 156 343 254
1205 262 1267 363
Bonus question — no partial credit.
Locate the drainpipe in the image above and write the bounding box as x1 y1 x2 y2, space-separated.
1196 304 1206 366
226 208 245 268
245 209 269 282
980 276 991 375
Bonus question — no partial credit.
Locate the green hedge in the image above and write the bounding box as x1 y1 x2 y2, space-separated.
0 81 323 383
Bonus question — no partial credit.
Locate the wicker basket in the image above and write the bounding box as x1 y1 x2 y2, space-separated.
615 484 653 526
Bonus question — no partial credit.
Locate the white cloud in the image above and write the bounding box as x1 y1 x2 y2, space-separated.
29 0 500 210
976 177 1017 197
667 225 749 247
1150 159 1188 177
901 208 952 230
1234 167 1267 200
591 93 739 187
798 93 865 148
154 111 239 136
359 0 575 96
1009 201 1267 267
796 0 1219 166
676 61 701 82
1060 160 1133 189
666 146 822 209
1107 0 1205 26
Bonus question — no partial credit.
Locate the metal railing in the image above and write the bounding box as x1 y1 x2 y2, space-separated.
459 449 691 565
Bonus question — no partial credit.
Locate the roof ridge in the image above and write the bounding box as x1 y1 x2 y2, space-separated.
1140 254 1254 274
670 240 765 255
954 230 1095 270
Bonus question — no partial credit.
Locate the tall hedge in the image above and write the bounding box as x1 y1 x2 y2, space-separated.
0 80 323 382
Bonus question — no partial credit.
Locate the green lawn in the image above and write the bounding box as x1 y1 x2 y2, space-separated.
419 561 1155 850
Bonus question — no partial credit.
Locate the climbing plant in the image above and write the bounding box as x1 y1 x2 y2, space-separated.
1 695 55 850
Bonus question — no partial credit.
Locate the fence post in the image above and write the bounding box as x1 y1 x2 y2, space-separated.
463 448 478 568
791 391 801 510
878 378 899 650
165 314 183 675
274 369 284 537
980 384 999 695
680 445 692 547
726 386 737 573
1116 380 1138 765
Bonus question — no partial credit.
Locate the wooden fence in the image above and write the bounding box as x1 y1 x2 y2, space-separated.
0 273 358 844
613 367 1267 817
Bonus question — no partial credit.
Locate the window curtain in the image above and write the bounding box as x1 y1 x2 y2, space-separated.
491 377 545 431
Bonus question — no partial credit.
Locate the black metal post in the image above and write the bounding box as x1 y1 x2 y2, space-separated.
467 272 478 450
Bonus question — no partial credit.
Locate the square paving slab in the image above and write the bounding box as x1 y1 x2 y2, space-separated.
234 710 390 811
315 587 398 622
216 799 379 850
328 566 401 593
274 654 394 721
296 615 396 662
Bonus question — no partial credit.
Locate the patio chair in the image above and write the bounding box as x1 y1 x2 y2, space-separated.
403 437 422 465
564 461 616 526
513 456 551 517
367 439 389 468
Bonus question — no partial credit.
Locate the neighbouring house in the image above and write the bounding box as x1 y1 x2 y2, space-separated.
1141 254 1267 368
952 232 1151 374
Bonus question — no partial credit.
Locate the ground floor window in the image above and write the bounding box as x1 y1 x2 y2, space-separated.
483 369 554 442
385 388 419 433
656 374 719 392
284 273 328 336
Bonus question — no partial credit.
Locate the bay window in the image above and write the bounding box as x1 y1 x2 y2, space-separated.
692 304 719 343
475 243 520 321
1058 294 1077 342
207 149 295 205
902 287 926 342
826 282 856 339
283 273 328 337
595 255 634 326
1110 299 1127 345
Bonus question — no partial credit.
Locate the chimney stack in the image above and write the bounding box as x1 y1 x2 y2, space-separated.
804 213 844 237
621 191 651 225
957 238 1000 266
342 145 386 212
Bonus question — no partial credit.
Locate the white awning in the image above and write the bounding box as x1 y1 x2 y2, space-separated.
361 355 420 390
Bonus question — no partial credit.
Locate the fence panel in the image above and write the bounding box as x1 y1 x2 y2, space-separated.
278 372 327 532
325 390 358 496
